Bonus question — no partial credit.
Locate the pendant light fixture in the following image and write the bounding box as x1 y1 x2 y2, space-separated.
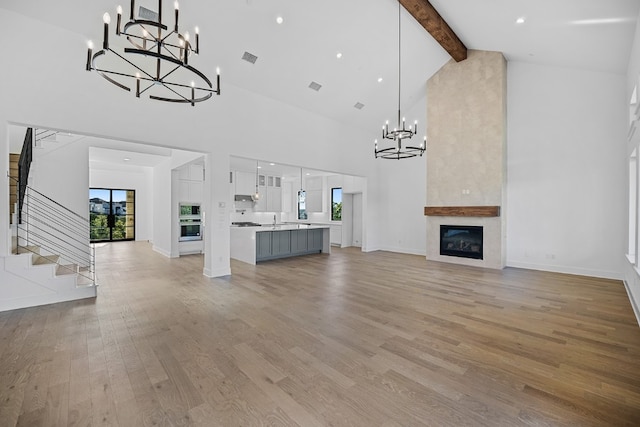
298 168 307 220
374 2 426 159
253 161 261 201
298 168 305 202
85 0 220 105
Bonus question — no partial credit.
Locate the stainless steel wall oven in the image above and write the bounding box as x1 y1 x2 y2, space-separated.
179 203 202 241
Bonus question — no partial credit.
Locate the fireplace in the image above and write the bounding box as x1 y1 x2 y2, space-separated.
440 225 483 260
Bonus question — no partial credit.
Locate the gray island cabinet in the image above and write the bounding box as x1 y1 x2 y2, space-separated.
231 224 330 265
256 228 324 261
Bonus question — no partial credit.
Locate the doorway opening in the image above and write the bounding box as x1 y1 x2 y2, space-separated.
90 188 135 242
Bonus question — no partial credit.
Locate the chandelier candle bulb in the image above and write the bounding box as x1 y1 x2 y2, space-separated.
103 13 110 50
174 1 179 32
184 31 190 64
116 5 122 35
216 67 220 94
86 41 93 71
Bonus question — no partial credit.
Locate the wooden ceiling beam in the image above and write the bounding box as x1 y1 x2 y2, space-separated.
398 0 467 62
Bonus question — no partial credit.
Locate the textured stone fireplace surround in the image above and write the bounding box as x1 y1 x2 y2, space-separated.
425 50 507 269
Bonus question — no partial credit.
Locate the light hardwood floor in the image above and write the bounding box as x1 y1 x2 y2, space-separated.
2 241 640 426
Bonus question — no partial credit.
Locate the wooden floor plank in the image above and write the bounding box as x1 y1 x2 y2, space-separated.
2 241 640 425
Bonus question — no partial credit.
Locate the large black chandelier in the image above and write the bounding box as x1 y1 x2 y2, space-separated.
374 2 426 159
85 0 220 105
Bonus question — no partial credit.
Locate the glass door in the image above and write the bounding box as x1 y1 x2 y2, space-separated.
89 188 135 242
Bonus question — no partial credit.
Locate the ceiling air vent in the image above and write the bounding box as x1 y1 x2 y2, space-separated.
241 51 258 64
354 102 365 110
138 6 159 22
308 81 322 92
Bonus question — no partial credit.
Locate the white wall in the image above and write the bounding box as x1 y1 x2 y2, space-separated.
90 161 154 241
31 140 89 218
373 92 428 256
151 159 175 257
507 61 627 279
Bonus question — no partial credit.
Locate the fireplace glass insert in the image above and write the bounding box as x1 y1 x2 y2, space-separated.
440 225 483 260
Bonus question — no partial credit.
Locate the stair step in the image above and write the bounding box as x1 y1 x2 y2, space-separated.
56 264 78 276
16 245 40 255
33 254 59 265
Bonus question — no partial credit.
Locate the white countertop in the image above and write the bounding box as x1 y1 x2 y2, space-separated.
230 224 330 232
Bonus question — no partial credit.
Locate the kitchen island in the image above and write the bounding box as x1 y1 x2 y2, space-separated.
231 224 331 265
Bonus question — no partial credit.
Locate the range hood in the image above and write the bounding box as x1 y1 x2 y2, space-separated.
234 194 255 202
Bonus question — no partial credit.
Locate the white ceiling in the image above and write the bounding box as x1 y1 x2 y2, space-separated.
2 0 638 154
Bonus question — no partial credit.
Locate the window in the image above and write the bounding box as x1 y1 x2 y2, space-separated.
331 187 342 221
89 188 135 242
297 190 307 220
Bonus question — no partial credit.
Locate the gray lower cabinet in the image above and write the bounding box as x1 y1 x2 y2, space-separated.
272 230 291 256
308 228 323 252
290 229 308 254
256 229 324 262
256 232 272 259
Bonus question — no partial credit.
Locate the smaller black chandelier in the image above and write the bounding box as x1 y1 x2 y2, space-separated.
86 0 220 105
374 2 426 160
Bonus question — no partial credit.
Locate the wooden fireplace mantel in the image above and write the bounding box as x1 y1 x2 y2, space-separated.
424 206 501 217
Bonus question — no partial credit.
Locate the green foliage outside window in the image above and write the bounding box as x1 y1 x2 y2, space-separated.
332 202 342 221
331 187 342 221
90 213 127 241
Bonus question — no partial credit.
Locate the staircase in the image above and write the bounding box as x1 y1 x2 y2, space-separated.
9 153 18 224
2 128 96 312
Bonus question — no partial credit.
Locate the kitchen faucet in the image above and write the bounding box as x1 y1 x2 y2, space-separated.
273 214 276 225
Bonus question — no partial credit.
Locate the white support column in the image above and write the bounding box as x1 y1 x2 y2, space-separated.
203 152 231 278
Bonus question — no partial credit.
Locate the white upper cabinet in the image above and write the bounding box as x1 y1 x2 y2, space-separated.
178 163 204 202
234 171 256 196
305 176 323 212
267 176 282 212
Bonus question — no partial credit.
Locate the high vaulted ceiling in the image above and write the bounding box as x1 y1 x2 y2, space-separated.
1 0 638 138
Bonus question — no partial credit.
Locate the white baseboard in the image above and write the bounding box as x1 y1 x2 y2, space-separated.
152 245 172 258
623 280 640 327
506 259 622 281
377 245 427 257
203 267 231 278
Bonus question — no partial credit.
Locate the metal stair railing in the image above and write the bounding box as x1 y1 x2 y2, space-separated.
17 127 33 225
8 175 96 286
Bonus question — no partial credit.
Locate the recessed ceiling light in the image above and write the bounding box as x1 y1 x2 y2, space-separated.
377 77 383 83
269 163 275 166
276 16 283 24
306 173 311 176
336 52 343 59
516 17 525 24
123 158 130 161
